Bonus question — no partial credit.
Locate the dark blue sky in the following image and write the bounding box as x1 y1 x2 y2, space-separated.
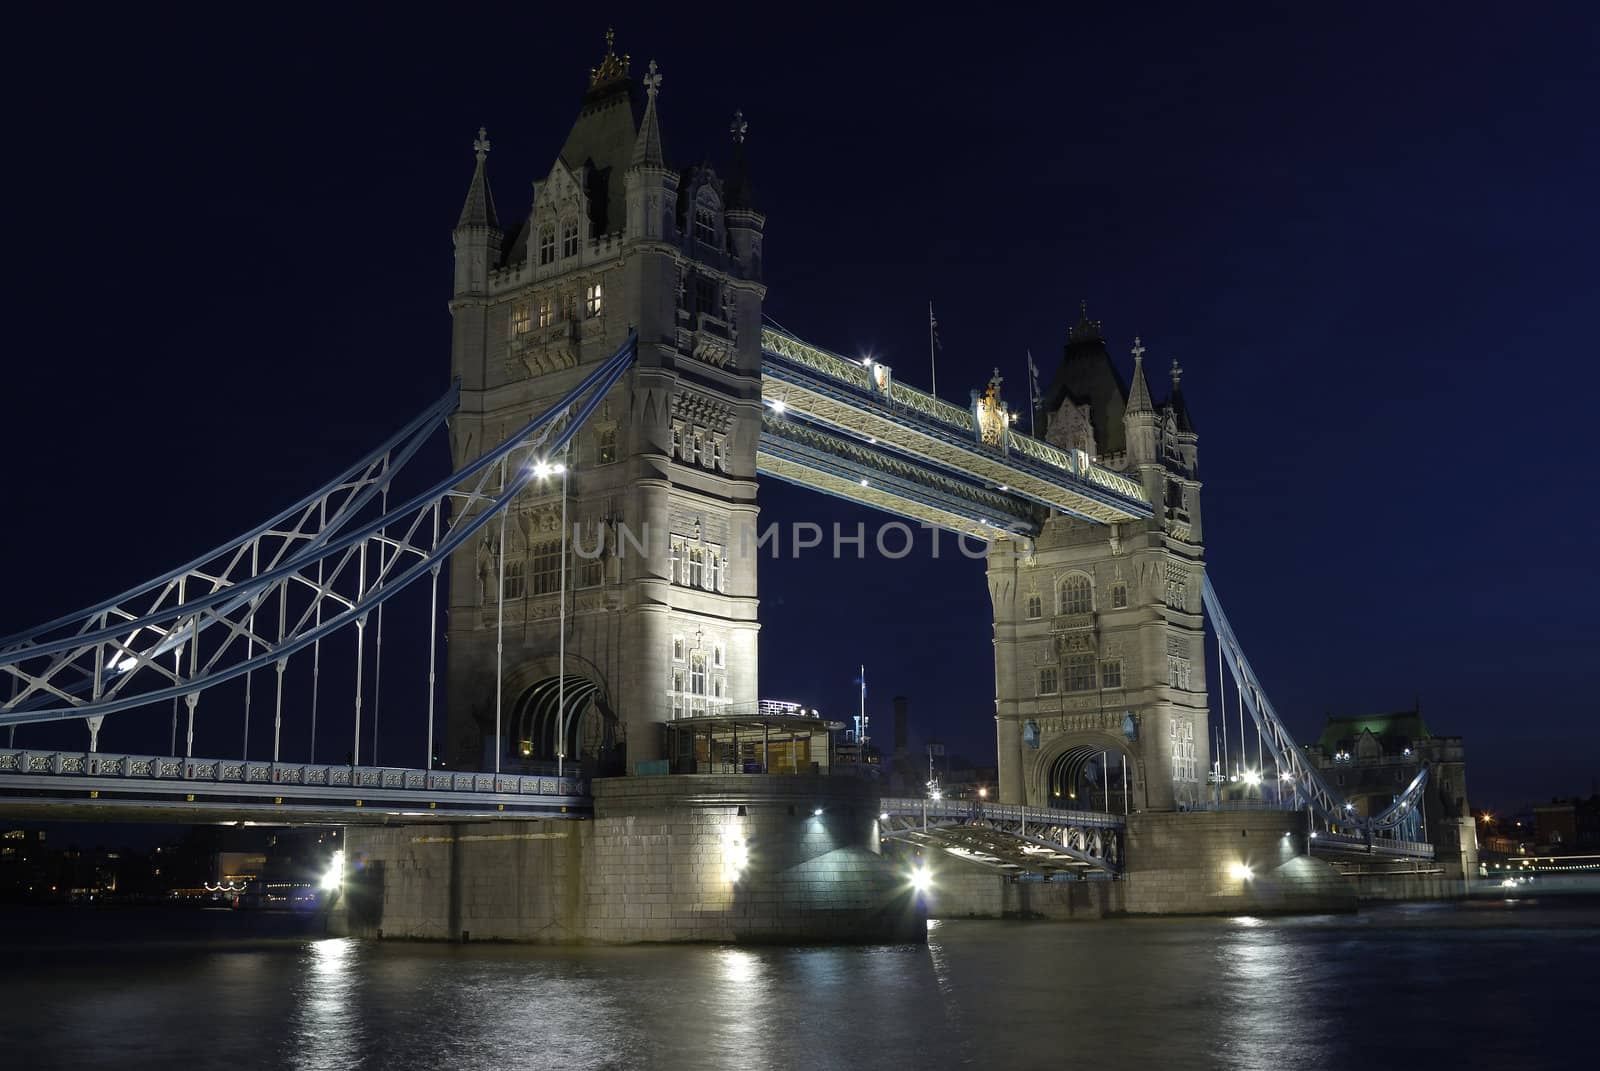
1 6 1595 811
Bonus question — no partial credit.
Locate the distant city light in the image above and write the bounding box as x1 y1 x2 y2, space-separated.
813 808 824 817
978 787 988 799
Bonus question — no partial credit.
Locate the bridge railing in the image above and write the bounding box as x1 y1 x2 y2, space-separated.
0 748 584 798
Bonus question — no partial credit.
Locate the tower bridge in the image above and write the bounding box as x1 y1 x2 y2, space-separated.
0 35 1473 941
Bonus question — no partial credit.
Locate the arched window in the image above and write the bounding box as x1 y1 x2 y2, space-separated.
1025 593 1042 620
562 219 580 258
538 225 555 266
694 204 717 245
1060 574 1093 615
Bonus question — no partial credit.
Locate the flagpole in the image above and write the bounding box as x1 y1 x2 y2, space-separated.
928 301 938 396
1026 350 1035 435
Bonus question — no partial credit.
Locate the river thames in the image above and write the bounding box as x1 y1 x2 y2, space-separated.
5 898 1593 1070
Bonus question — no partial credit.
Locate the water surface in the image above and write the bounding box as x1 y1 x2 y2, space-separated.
6 899 1594 1070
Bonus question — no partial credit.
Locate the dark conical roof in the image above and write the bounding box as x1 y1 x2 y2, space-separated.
555 33 649 236
1038 303 1129 457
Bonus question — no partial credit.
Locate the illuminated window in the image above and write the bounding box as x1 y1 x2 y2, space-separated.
538 296 553 328
529 539 562 596
689 652 707 714
694 205 716 244
1167 656 1192 690
1025 593 1042 620
1100 659 1123 689
501 557 525 601
706 545 723 592
597 426 617 464
562 220 579 258
671 669 685 718
1112 583 1127 609
585 282 603 318
511 302 531 335
713 644 725 669
687 546 706 589
1060 574 1093 615
669 536 684 583
710 433 727 472
1038 667 1059 695
538 225 555 265
671 422 684 458
1065 654 1096 692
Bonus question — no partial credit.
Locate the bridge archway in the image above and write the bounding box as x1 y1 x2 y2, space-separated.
507 674 619 772
1029 733 1143 814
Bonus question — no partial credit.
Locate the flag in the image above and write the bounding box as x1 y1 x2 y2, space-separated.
929 303 942 350
1027 350 1041 408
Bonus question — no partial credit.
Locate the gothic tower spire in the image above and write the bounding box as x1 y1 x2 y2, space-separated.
451 126 502 300
1123 336 1160 470
456 126 499 230
1125 335 1154 415
630 60 666 169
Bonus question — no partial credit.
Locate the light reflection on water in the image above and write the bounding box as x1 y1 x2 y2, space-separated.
6 900 1595 1070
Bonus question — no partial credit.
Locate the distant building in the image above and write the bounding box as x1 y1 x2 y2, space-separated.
1534 795 1600 853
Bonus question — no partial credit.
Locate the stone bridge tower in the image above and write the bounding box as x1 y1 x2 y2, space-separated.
989 309 1208 811
444 36 765 773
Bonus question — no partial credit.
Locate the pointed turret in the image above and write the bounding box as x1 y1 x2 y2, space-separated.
1123 336 1160 468
456 127 499 230
1126 336 1155 415
452 127 502 299
630 60 666 169
723 109 765 279
1167 359 1196 433
623 55 678 243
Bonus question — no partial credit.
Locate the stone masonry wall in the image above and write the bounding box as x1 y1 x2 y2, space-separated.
1122 810 1355 915
588 775 923 942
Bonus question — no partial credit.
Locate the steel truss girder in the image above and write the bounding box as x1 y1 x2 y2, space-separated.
1202 575 1430 842
759 335 1150 525
0 386 460 718
0 334 638 727
758 417 1040 539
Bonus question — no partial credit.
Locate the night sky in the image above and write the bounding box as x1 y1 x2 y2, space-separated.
2 6 1596 813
